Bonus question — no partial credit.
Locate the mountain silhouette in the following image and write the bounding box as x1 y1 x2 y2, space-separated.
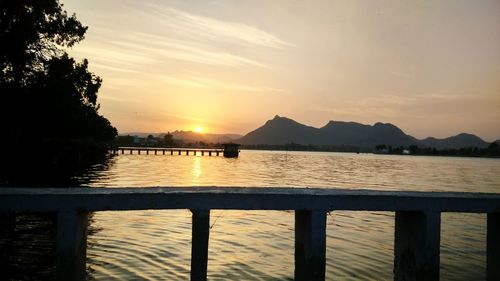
237 115 321 145
320 120 417 147
237 115 489 149
419 133 489 149
169 131 242 143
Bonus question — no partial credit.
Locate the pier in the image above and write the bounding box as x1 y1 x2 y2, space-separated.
111 147 225 157
1 187 500 281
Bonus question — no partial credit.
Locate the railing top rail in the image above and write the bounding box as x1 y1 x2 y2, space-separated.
1 187 499 213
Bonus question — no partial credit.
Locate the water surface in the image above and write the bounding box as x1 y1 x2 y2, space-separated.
79 150 500 280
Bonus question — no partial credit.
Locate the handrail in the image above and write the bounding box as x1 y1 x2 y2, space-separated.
1 187 499 281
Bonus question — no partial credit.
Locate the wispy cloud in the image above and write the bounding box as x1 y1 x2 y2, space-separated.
71 45 155 66
111 35 267 67
159 76 208 88
158 75 285 93
70 43 155 74
69 4 294 72
147 5 293 49
99 94 140 102
90 62 140 73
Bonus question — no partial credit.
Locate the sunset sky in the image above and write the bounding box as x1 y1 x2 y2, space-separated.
62 0 500 141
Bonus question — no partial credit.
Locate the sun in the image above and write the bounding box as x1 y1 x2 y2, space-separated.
194 126 204 133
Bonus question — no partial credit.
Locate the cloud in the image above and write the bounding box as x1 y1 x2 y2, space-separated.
158 75 285 93
71 27 270 70
89 62 140 73
111 35 267 67
99 94 140 102
71 45 155 66
68 3 295 71
147 5 293 49
159 76 208 88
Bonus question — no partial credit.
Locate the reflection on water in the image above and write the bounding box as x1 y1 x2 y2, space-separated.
78 151 500 280
191 157 202 185
0 157 115 281
0 214 57 281
2 151 499 280
83 151 500 192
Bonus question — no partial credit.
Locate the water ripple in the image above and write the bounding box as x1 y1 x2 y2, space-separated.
78 151 500 280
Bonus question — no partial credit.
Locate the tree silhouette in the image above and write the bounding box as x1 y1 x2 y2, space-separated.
163 132 174 146
1 0 117 183
0 0 116 145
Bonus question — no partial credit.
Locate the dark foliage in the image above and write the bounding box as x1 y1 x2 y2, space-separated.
0 0 117 145
114 133 176 148
0 0 117 183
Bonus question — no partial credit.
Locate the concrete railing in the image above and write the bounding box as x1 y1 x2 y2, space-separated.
1 187 499 281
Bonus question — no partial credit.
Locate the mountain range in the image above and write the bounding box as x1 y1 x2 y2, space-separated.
169 130 242 143
237 115 491 149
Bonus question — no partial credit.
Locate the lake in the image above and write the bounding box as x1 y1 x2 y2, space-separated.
77 150 500 280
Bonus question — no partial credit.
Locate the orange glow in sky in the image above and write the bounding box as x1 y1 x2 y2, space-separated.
62 0 500 141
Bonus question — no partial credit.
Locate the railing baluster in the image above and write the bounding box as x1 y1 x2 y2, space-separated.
56 210 88 281
487 213 500 281
191 209 210 281
394 211 440 281
295 210 327 281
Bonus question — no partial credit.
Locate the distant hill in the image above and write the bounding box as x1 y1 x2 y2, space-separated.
169 131 242 143
320 120 417 147
419 133 489 149
121 131 242 143
237 116 321 145
237 115 490 149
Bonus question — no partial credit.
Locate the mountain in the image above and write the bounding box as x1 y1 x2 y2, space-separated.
121 131 242 143
320 121 417 147
237 115 321 145
169 131 242 143
237 115 489 149
419 133 489 149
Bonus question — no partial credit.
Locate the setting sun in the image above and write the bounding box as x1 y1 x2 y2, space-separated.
194 126 204 133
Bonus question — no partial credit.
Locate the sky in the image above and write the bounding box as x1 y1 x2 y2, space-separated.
61 0 500 141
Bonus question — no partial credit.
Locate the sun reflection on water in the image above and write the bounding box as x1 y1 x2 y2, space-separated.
81 151 500 280
191 157 202 184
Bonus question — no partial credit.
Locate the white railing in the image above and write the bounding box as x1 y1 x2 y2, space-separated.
1 187 499 281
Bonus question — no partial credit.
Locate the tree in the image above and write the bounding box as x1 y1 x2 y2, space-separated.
408 145 419 155
0 0 117 144
163 132 174 146
489 142 499 150
488 142 500 156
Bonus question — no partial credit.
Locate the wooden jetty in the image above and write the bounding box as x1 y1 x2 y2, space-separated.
111 147 225 157
1 187 500 281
